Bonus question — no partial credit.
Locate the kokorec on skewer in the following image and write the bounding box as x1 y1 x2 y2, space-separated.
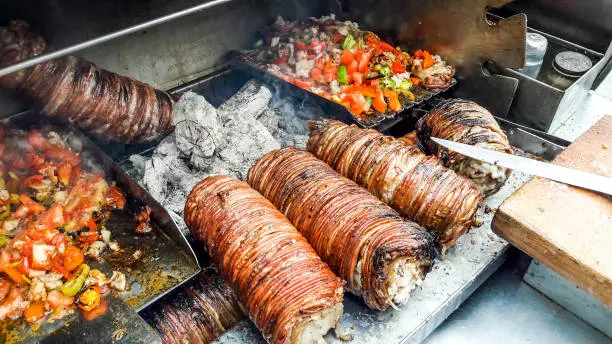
307 119 483 251
248 147 436 310
0 20 174 143
184 176 344 344
144 267 245 344
416 99 513 196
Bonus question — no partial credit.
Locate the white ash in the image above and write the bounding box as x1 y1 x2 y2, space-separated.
129 79 324 234
217 80 272 123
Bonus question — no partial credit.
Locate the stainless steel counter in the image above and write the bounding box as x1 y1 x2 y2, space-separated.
423 71 612 344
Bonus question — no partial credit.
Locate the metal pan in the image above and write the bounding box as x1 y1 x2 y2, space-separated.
0 111 200 342
231 51 456 132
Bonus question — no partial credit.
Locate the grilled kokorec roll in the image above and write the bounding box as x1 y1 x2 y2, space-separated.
0 20 174 142
307 120 482 251
398 130 418 146
248 147 436 310
144 267 245 344
416 99 512 196
184 176 344 344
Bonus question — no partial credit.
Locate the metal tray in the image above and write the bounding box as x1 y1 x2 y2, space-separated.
231 51 457 132
0 112 200 343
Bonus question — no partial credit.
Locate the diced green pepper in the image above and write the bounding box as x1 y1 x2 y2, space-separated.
365 97 373 105
337 66 349 85
22 275 32 285
374 64 391 77
399 80 413 91
380 77 396 89
342 34 356 50
60 264 90 296
0 206 9 220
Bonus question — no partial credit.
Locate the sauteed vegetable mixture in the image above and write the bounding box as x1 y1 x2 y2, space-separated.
0 124 128 323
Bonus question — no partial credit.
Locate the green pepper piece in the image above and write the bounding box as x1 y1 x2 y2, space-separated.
22 275 32 285
60 264 90 296
337 65 349 85
380 77 396 89
380 66 391 77
399 80 413 91
0 206 9 220
365 97 373 105
342 34 356 50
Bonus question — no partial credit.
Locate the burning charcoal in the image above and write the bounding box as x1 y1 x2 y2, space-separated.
200 156 237 178
162 189 188 215
142 157 169 203
189 154 213 171
153 134 180 159
174 120 216 159
256 108 280 136
217 79 272 123
218 117 280 180
127 154 148 180
173 92 223 147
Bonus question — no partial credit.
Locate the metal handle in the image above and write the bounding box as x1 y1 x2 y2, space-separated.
0 0 233 78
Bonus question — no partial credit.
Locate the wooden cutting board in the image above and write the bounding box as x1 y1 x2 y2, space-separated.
492 115 612 306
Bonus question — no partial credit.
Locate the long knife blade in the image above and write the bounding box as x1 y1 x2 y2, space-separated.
431 137 612 196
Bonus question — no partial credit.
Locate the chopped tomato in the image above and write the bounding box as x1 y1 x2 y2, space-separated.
414 50 425 59
44 146 80 166
294 40 308 51
349 92 370 114
47 291 74 309
331 34 345 43
51 254 71 279
273 56 288 65
392 59 405 74
22 175 45 189
38 205 64 230
369 78 381 87
63 245 85 273
384 90 401 112
358 85 378 98
357 51 372 73
50 233 67 246
341 50 354 66
18 257 30 276
24 302 45 323
78 232 99 244
352 72 363 85
310 67 323 82
346 59 359 74
422 50 434 69
411 77 422 86
372 90 387 113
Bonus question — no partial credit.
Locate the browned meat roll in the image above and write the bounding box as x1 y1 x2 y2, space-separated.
398 130 418 146
144 267 245 344
248 147 436 311
416 99 513 196
184 175 344 344
307 119 483 251
0 20 174 143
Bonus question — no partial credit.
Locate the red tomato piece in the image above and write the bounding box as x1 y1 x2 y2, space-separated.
346 60 359 74
352 72 363 85
341 50 355 66
372 90 387 113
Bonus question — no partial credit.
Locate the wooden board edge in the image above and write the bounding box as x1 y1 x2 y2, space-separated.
492 209 612 307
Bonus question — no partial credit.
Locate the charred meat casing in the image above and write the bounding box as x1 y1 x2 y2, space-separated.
0 20 174 143
416 99 513 196
184 176 344 344
307 119 483 251
248 147 436 311
144 267 245 344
